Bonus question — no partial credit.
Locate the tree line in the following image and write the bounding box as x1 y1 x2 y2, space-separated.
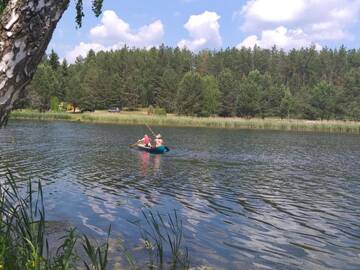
19 45 360 120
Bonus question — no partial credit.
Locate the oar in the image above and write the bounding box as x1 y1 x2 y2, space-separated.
129 140 140 148
145 123 156 137
145 123 177 150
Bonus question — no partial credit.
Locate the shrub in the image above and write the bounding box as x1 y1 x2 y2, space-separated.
123 107 139 112
154 107 167 116
50 96 60 112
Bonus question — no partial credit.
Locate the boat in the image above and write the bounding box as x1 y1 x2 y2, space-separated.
136 143 170 154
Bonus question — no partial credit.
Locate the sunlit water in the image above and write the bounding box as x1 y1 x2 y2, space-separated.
1 120 360 269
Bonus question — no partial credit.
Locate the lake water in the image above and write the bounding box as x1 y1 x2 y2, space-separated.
1 120 360 269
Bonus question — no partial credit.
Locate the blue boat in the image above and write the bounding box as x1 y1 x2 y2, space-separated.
137 144 170 154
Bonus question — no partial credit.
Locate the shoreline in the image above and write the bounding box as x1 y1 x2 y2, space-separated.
10 110 360 134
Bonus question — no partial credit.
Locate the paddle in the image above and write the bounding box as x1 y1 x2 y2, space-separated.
145 123 156 137
129 140 141 148
145 123 177 150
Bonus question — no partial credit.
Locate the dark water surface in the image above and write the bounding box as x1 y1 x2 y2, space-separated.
1 120 360 269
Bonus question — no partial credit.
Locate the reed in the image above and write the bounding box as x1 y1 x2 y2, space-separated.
0 171 110 270
0 171 192 270
11 110 360 134
129 210 190 270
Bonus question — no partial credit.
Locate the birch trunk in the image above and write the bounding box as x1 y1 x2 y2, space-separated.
0 0 69 127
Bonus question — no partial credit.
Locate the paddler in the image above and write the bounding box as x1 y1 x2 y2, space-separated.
154 134 164 147
138 134 151 147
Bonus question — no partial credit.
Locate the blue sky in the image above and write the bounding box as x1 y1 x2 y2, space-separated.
50 0 360 63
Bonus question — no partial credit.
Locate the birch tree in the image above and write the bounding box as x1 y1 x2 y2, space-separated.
0 0 103 126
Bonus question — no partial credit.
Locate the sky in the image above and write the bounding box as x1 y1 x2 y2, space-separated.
49 0 360 63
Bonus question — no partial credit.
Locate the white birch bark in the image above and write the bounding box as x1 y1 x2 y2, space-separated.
0 0 69 126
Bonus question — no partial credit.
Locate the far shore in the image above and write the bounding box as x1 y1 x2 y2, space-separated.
10 110 360 134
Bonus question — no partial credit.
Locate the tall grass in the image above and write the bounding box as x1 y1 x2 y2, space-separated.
10 110 360 134
130 210 190 270
0 171 110 270
0 171 192 270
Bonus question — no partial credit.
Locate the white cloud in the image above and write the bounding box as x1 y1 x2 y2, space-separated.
66 42 107 63
240 0 360 31
177 11 222 51
90 10 164 47
65 10 164 63
237 26 322 51
241 0 305 26
237 0 360 48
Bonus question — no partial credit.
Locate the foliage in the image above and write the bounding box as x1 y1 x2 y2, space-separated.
48 50 60 71
0 0 102 25
0 171 110 270
0 171 193 269
11 110 360 134
154 107 167 116
21 46 360 120
131 210 190 270
218 69 238 117
309 81 338 120
341 68 360 120
202 75 220 116
82 228 110 270
75 0 84 28
279 86 295 119
91 0 104 17
0 0 8 14
176 72 204 116
50 96 60 111
26 64 61 112
237 70 265 117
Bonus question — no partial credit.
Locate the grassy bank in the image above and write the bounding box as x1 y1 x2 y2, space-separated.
10 110 360 134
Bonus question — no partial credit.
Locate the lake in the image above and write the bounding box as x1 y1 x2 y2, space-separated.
1 120 360 269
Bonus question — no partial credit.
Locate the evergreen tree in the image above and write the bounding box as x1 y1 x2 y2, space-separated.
309 81 338 120
176 72 204 116
48 49 60 71
65 67 84 111
280 86 295 119
218 69 238 117
158 69 178 112
23 46 360 120
27 63 60 111
341 68 360 120
202 75 220 116
237 70 263 117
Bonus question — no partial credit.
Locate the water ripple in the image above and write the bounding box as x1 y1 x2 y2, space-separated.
1 120 360 270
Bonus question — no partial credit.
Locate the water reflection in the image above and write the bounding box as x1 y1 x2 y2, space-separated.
1 121 360 270
138 151 150 176
137 151 161 176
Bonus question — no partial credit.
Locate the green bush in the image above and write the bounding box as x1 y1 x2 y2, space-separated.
123 107 139 112
154 107 167 116
50 96 60 112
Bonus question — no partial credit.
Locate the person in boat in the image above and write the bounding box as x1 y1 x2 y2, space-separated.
154 134 164 147
138 134 151 147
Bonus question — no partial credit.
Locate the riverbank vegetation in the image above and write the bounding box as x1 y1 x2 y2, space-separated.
16 46 360 121
0 172 190 270
0 172 110 270
10 110 360 134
